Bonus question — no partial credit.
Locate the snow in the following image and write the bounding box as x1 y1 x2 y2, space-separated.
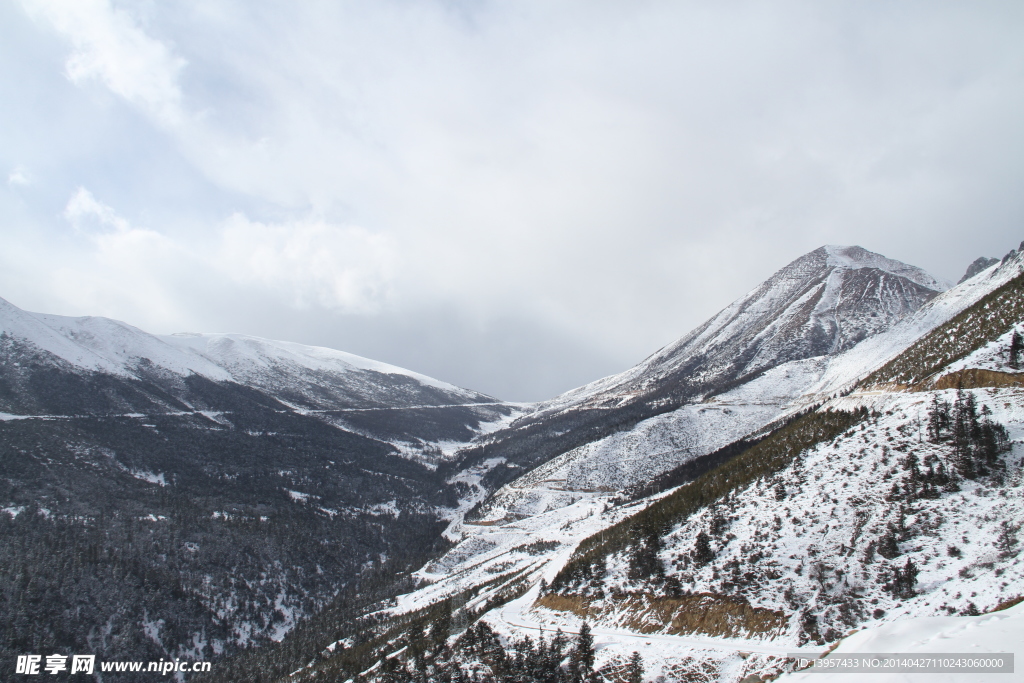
286 490 312 503
0 412 38 421
942 323 1024 376
340 248 1024 682
823 245 949 291
131 470 167 486
535 245 950 420
162 332 479 397
367 500 399 517
522 387 1022 679
0 295 492 411
779 601 1024 682
805 251 1024 398
381 376 1024 683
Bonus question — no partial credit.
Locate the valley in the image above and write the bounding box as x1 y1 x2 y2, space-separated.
4 243 1024 682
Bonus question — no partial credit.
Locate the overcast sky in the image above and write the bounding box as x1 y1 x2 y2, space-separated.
2 1 1023 401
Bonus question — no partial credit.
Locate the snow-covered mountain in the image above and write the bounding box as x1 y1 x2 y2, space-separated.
1 295 495 409
0 296 519 452
453 245 949 504
275 242 1024 683
476 249 1024 522
8 241 1024 683
542 245 945 413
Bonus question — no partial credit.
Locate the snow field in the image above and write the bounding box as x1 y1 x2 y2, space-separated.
778 600 1024 683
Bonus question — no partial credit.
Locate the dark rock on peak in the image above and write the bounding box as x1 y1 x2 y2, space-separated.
959 257 999 284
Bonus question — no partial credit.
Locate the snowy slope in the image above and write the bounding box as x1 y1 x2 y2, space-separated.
1 295 521 466
779 601 1024 683
161 332 479 399
803 248 1024 398
447 245 950 507
0 296 497 411
398 387 1023 683
475 358 827 519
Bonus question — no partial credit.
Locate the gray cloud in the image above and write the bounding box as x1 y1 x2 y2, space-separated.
2 0 1023 400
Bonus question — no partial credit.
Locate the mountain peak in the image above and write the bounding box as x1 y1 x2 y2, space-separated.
958 256 999 285
820 244 949 291
544 245 945 416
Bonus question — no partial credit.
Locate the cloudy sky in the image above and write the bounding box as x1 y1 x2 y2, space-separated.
2 1 1023 401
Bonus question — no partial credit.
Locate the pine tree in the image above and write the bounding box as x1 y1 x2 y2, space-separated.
952 389 978 479
877 524 900 559
692 531 714 566
1011 331 1023 369
996 521 1018 558
886 558 918 599
431 601 453 646
927 394 950 441
625 651 644 683
568 622 596 683
628 532 664 581
976 406 1009 466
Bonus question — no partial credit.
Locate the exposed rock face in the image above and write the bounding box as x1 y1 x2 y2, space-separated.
959 256 999 284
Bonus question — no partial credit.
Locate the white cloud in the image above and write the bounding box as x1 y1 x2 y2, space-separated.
63 186 131 233
218 214 398 313
7 167 32 186
20 0 186 126
58 188 396 317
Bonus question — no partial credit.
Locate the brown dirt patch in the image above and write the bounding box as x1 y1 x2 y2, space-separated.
922 368 1024 391
534 592 788 639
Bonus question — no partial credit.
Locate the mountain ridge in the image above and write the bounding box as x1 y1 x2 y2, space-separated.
446 244 947 504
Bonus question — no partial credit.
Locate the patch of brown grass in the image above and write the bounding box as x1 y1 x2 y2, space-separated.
534 592 788 639
925 368 1024 391
991 595 1024 613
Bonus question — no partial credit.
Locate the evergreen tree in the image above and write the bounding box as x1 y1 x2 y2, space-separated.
625 651 644 683
1011 331 1023 369
628 532 664 581
976 406 1009 466
692 531 714 566
904 452 921 482
952 389 979 478
569 622 595 683
927 394 950 441
431 600 453 646
877 525 900 559
996 521 1018 557
886 558 918 599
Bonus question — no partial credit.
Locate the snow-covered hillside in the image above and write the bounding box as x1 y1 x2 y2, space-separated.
291 244 1024 683
2 297 491 407
779 600 1024 683
477 249 1024 503
0 296 524 669
0 295 521 459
